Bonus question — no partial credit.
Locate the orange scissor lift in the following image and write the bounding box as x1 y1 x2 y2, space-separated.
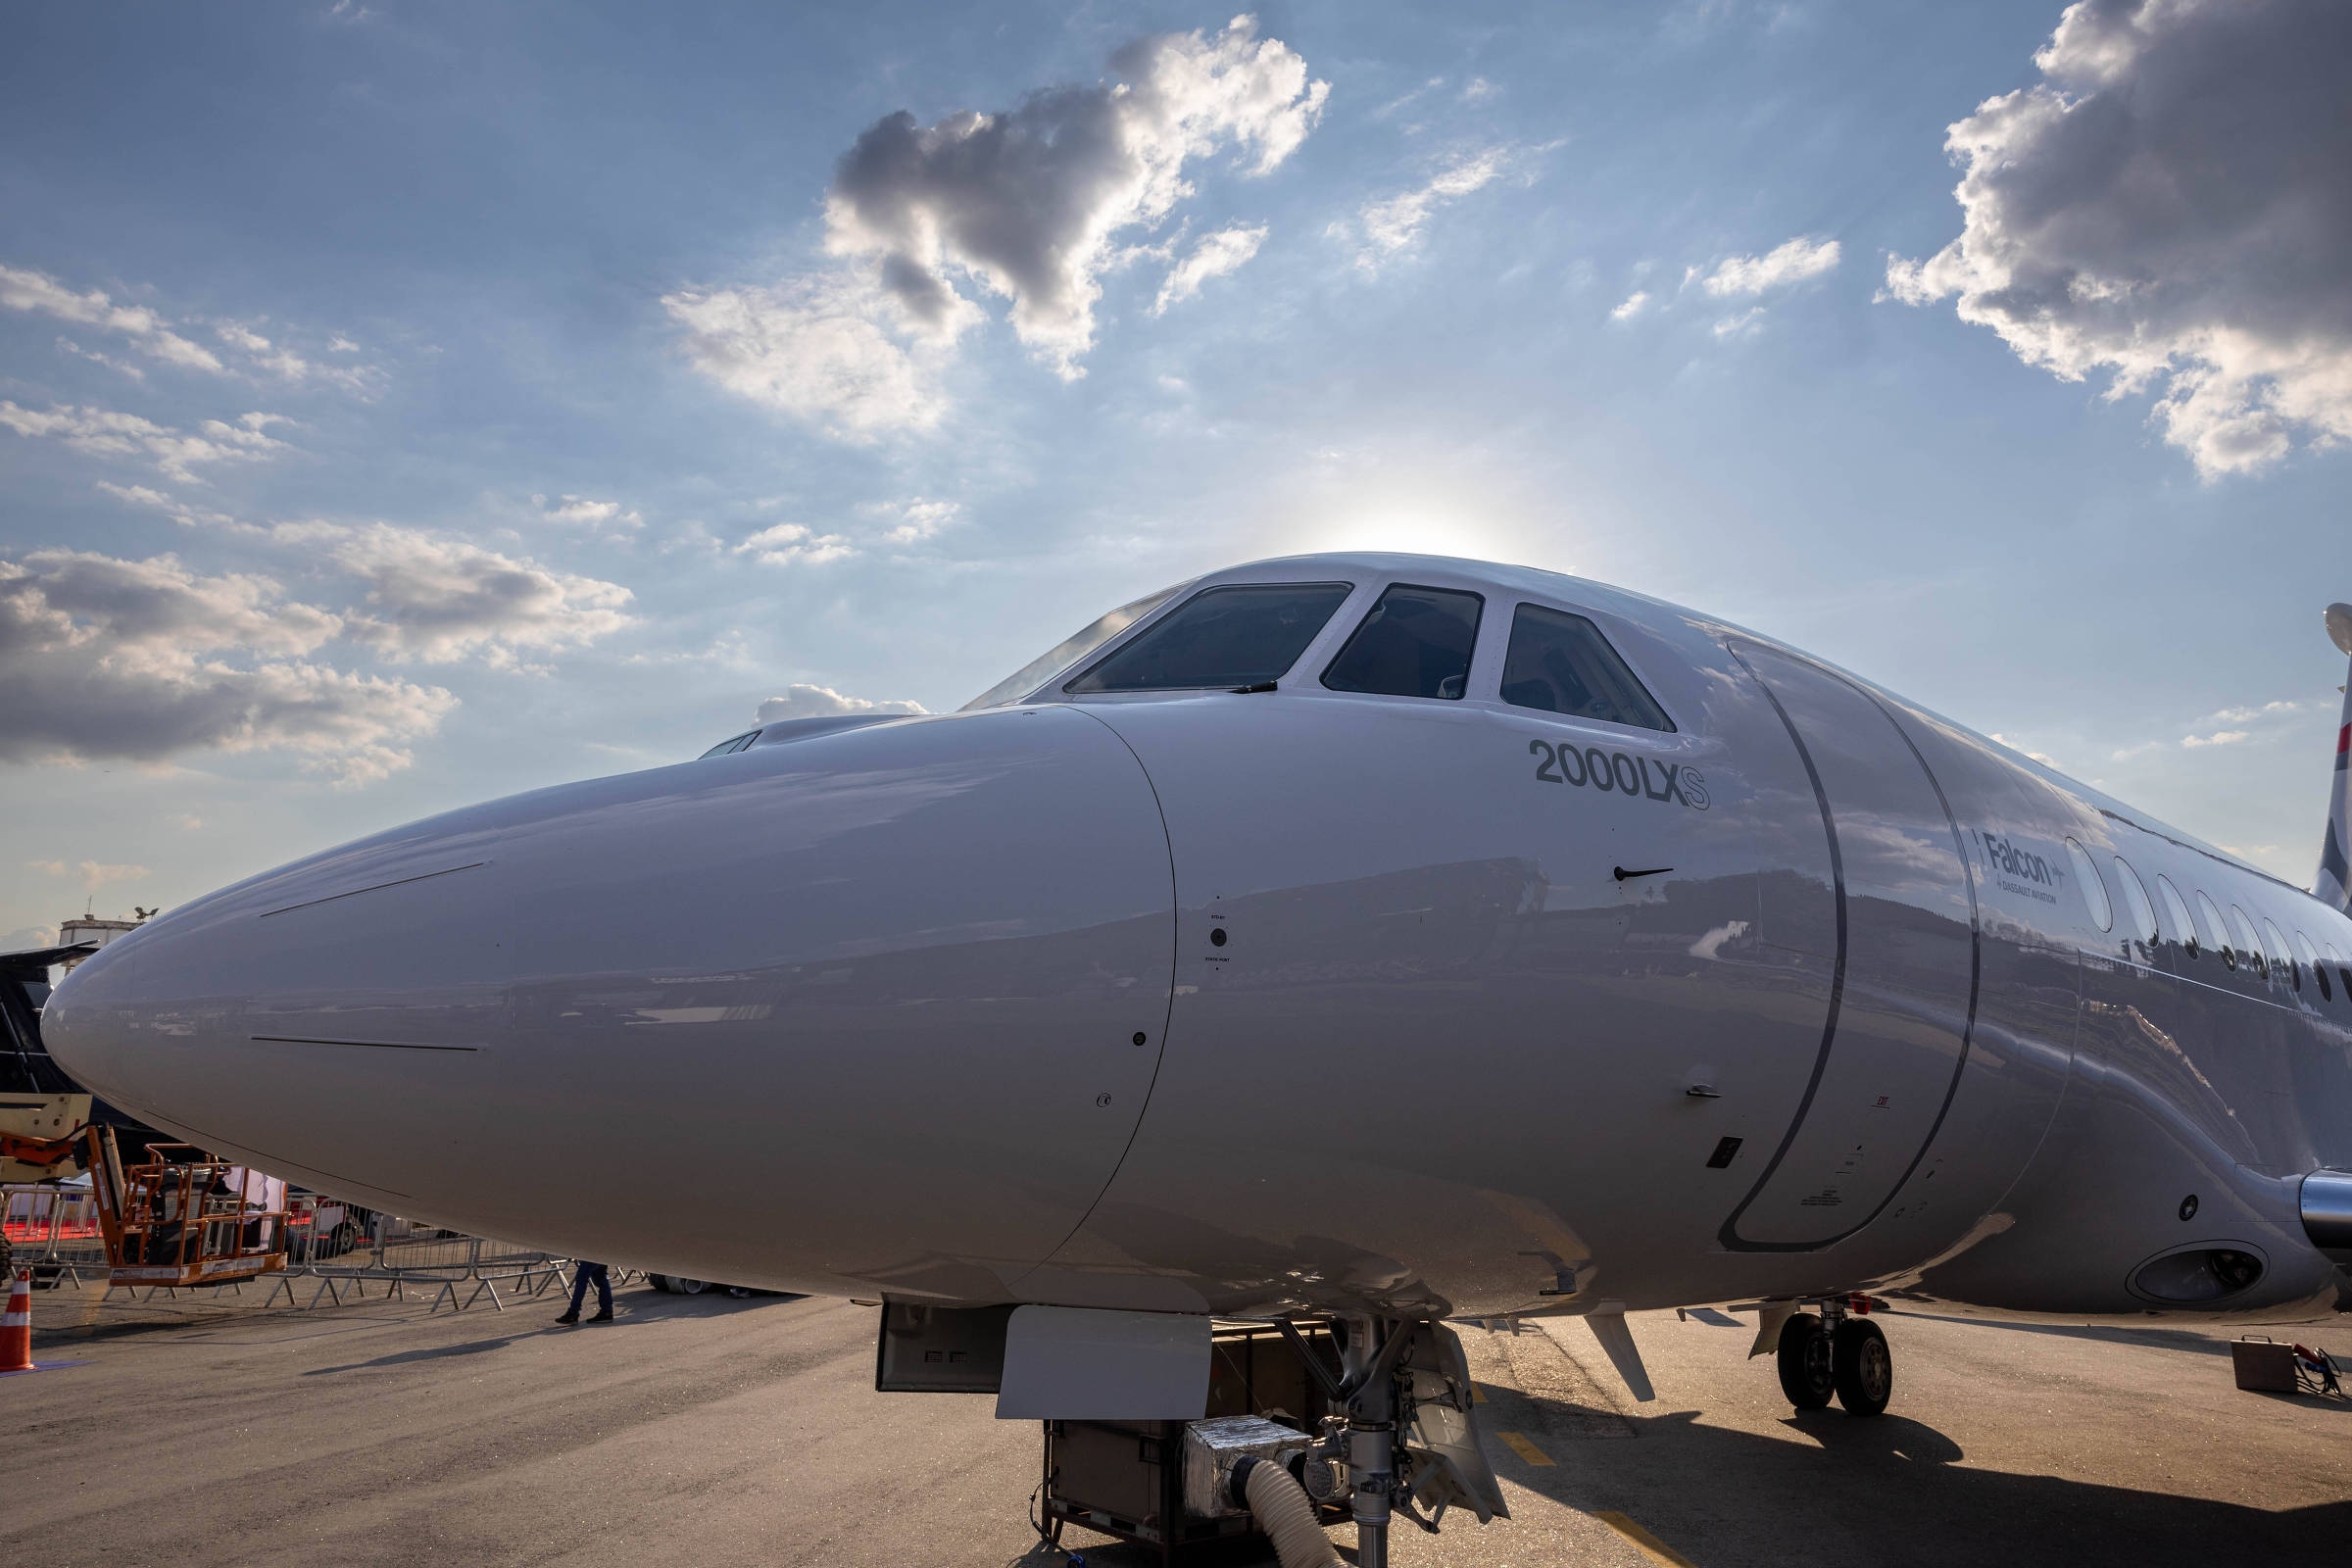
1 1124 287 1289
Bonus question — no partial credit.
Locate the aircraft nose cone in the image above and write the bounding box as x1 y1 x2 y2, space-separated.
44 707 1176 1298
44 793 518 1171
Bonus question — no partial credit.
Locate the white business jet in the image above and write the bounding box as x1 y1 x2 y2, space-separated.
44 556 2352 1564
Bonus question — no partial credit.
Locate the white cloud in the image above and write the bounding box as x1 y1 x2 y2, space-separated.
619 631 755 671
0 402 290 482
211 320 377 393
670 15 1324 432
1152 223 1269 315
2204 700 2308 724
863 498 962 547
29 858 150 898
656 519 724 558
531 493 644 534
329 525 636 667
1371 77 1445 121
96 480 237 529
1700 236 1841 298
58 337 146 380
1712 306 1766 337
2181 729 2250 749
1882 0 2352 477
0 264 223 372
0 549 455 784
1461 76 1500 103
665 272 960 442
1345 148 1512 269
755 684 927 723
827 16 1323 374
1 548 341 657
1609 290 1650 321
1 262 377 395
734 522 857 567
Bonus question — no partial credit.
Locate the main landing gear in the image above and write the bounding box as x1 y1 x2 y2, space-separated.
1775 1297 1891 1417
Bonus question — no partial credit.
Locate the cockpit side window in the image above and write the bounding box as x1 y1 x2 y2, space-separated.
1498 604 1676 732
1320 583 1484 701
1064 582 1353 694
699 730 760 759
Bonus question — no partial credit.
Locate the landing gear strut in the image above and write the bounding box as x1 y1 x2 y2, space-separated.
1775 1297 1891 1416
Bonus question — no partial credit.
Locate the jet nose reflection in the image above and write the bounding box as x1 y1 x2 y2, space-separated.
45 707 1177 1297
45 806 515 1173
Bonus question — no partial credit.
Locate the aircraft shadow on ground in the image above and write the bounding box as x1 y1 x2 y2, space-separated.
1892 1310 2250 1357
298 1288 801 1373
1003 1391 2348 1568
1493 1403 2348 1568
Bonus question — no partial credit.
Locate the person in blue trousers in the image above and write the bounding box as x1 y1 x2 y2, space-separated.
558 1260 612 1323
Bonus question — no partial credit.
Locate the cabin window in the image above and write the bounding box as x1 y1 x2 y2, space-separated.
699 730 760 759
2261 917 2299 990
2295 932 2329 1002
1322 584 1485 701
2155 874 2196 956
2111 856 2158 946
2194 890 2232 968
2326 942 2351 1001
1497 604 1676 731
2227 905 2266 977
2066 839 2112 932
1066 582 1352 694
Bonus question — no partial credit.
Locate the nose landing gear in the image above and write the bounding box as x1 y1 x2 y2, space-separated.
1774 1297 1891 1416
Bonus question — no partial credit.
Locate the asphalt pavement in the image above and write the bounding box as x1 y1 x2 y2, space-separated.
5 1283 2346 1567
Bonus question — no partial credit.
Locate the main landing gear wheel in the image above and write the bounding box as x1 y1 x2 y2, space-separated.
1777 1312 1835 1410
1833 1317 1892 1416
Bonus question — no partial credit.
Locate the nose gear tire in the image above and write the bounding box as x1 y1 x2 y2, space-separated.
1832 1318 1891 1416
1776 1312 1835 1409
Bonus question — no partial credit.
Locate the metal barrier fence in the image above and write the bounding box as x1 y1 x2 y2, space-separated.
4 1183 105 1278
3 1184 586 1314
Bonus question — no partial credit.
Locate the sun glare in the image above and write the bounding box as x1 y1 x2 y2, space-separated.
1277 505 1531 567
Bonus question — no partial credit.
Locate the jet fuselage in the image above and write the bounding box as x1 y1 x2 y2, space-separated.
44 554 2352 1323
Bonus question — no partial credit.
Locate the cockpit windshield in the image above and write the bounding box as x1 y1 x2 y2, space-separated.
1063 582 1354 694
960 580 1194 710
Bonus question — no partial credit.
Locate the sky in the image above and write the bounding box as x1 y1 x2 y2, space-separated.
3 0 2348 947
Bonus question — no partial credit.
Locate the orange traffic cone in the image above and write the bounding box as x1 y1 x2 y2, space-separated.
1 1270 32 1373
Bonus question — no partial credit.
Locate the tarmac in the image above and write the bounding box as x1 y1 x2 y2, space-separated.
5 1281 2346 1567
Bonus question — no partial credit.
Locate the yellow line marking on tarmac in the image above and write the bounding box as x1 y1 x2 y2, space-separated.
1595 1510 1699 1568
1495 1430 1553 1466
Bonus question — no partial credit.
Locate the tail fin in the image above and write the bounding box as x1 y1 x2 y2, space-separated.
2318 603 2352 911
